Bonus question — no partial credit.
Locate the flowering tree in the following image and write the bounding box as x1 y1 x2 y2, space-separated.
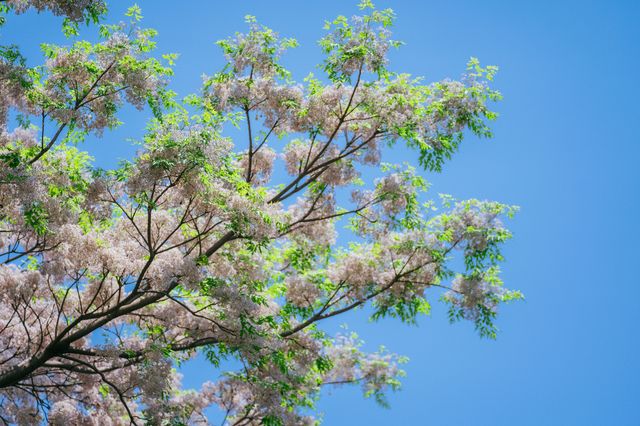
0 1 522 424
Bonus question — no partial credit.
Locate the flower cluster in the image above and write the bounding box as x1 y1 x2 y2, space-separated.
319 5 397 81
5 0 106 22
285 274 322 308
32 28 167 135
324 333 406 406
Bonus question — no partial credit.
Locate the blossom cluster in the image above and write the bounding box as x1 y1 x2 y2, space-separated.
5 0 106 22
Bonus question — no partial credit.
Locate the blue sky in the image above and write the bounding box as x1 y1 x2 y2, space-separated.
4 0 640 424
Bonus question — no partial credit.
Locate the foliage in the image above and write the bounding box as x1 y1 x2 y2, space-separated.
0 1 519 424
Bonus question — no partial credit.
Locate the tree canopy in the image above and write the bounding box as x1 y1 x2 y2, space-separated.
0 1 521 424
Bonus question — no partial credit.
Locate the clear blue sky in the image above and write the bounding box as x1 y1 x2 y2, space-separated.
4 1 639 424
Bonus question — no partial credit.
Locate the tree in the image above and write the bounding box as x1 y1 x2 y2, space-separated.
0 1 522 424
